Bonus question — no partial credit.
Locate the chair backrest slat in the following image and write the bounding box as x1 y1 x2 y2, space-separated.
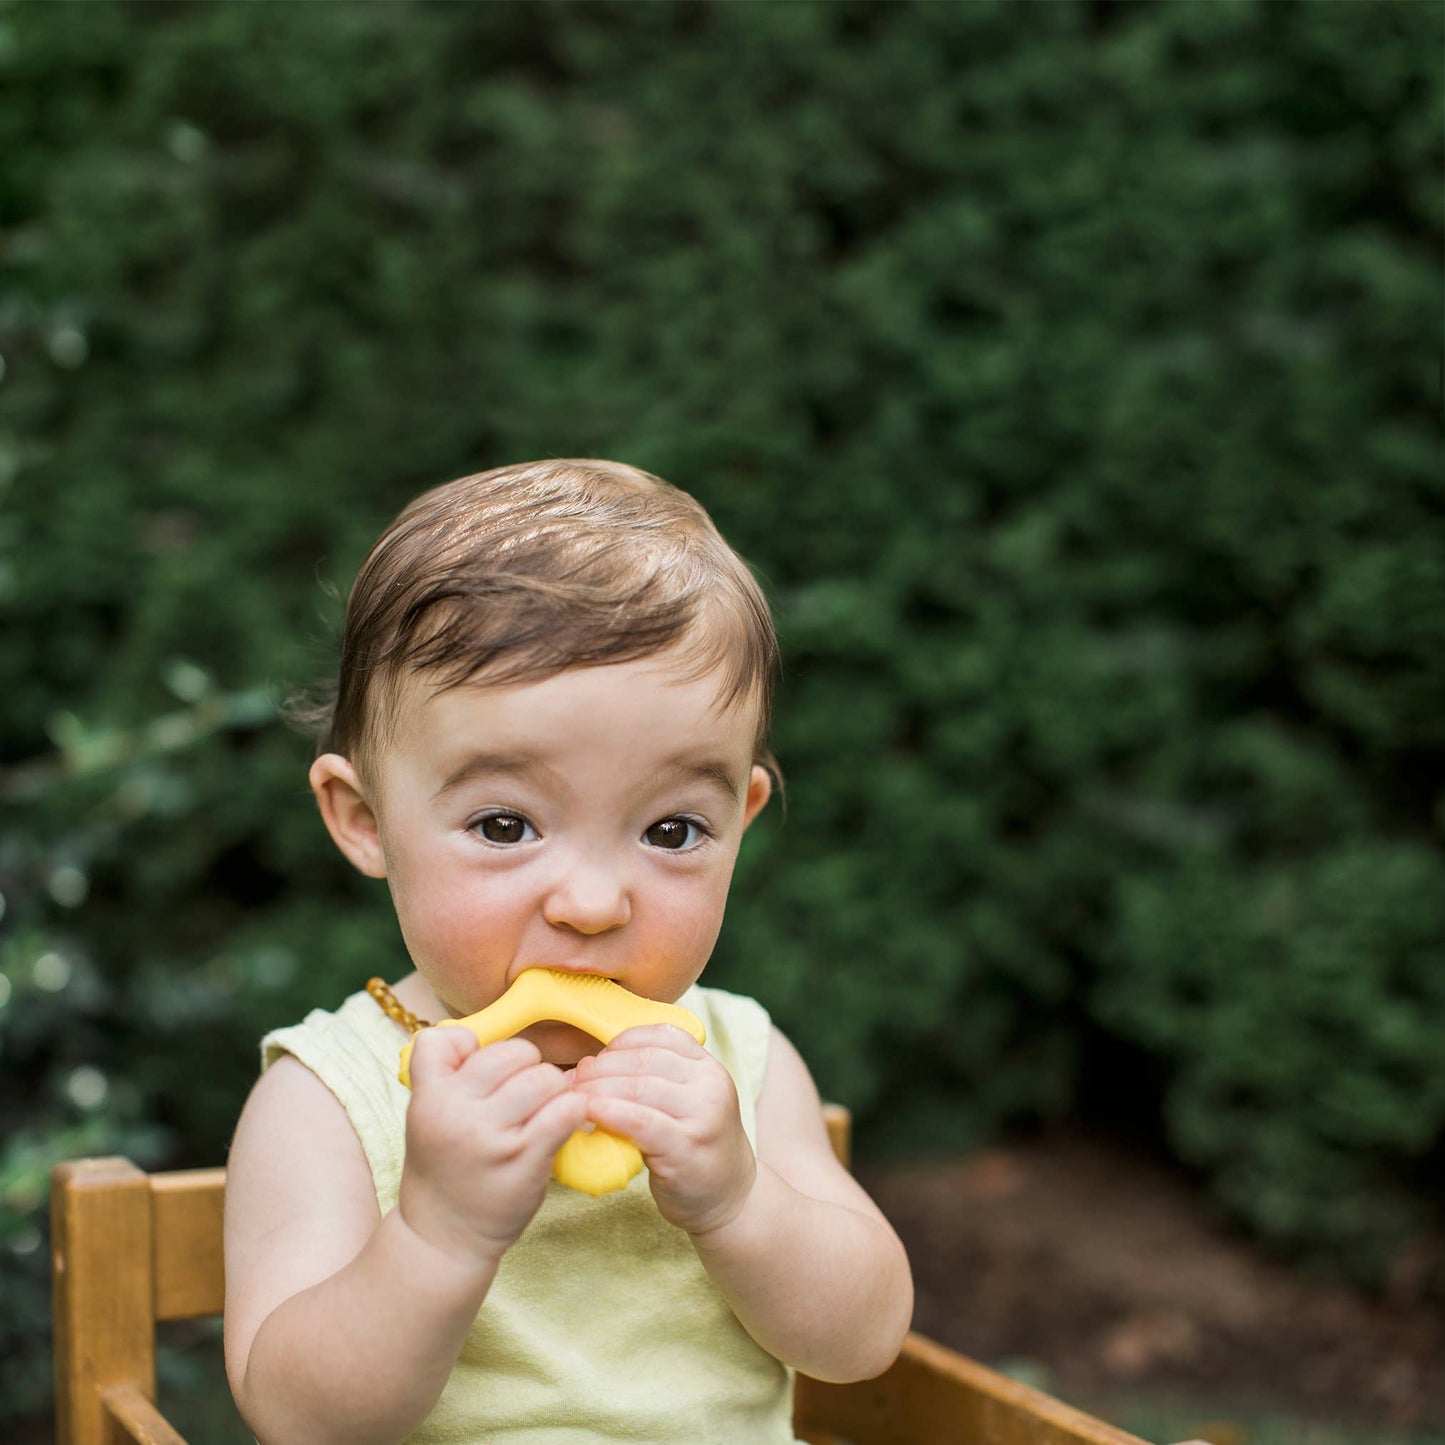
821 1102 851 1172
152 1168 226 1321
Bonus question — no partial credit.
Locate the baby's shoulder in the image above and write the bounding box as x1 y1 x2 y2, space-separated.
234 1052 355 1154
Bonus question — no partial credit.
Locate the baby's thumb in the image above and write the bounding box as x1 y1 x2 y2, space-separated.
406 1023 477 1087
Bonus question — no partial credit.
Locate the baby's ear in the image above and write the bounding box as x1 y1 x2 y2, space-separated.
742 764 772 829
309 754 387 878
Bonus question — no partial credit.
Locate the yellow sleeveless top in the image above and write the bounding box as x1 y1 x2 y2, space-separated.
261 984 797 1443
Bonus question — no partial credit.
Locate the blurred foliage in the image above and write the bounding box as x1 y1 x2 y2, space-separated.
1 0 1442 1431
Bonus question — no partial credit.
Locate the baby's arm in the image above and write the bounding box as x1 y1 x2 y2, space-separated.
691 1027 914 1380
224 1029 588 1445
578 1025 913 1382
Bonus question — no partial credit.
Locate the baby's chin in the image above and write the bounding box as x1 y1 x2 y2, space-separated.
517 1019 605 1068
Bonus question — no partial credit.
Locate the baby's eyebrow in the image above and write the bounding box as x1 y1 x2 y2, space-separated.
433 751 744 803
433 751 554 800
656 759 745 800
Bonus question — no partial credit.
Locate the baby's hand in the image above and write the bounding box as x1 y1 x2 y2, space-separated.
399 1026 589 1267
574 1026 756 1235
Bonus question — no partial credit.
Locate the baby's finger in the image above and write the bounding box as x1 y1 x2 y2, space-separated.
577 1072 691 1119
522 1087 592 1155
575 1042 694 1088
405 1022 478 1087
582 1093 679 1156
489 1059 574 1127
596 1023 708 1060
454 1036 546 1096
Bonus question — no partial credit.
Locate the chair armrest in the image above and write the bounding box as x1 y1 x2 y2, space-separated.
103 1384 190 1445
795 1331 1151 1445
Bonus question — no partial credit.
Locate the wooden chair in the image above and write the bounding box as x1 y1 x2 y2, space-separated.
52 1107 1165 1445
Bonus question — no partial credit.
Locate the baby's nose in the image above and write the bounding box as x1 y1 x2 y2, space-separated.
542 861 631 935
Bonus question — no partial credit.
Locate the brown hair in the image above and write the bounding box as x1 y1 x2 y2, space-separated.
299 459 778 785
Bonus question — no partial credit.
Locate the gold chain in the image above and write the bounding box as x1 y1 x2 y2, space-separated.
366 977 433 1035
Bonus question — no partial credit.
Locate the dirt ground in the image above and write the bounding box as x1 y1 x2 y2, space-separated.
858 1129 1445 1436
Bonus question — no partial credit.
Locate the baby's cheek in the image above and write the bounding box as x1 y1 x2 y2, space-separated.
395 874 512 963
657 882 732 964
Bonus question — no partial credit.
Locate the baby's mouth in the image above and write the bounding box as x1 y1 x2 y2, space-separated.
519 1018 604 1066
396 970 708 1094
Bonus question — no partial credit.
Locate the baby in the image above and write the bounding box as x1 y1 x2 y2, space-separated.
223 459 913 1443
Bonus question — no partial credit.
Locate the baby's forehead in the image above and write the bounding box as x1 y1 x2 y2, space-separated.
377 654 762 766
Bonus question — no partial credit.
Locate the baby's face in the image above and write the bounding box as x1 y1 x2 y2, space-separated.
364 652 771 1065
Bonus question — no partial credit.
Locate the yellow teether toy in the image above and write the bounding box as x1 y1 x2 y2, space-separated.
397 969 705 1196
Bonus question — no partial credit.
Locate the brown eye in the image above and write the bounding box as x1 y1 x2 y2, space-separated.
475 814 535 845
644 818 703 850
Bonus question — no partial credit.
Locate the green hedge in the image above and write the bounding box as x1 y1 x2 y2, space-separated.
2 0 1442 1427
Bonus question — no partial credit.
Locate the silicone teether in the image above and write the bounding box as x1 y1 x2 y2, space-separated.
397 969 705 1196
